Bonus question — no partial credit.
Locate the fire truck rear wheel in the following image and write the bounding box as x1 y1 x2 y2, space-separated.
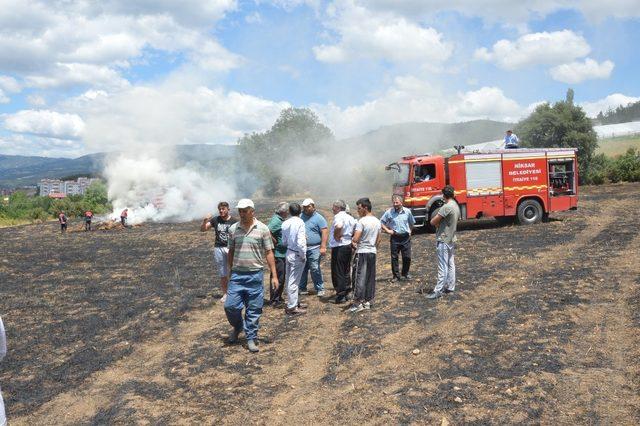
517 199 543 225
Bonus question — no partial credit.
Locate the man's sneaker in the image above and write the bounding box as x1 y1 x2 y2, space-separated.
247 339 259 353
335 295 348 304
363 301 371 310
299 289 310 295
227 328 241 344
297 302 308 309
317 290 326 297
348 303 365 313
426 291 442 300
444 288 455 294
390 276 401 283
220 294 228 303
285 307 307 316
401 274 412 281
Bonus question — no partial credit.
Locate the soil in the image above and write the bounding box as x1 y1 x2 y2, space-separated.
1 183 639 425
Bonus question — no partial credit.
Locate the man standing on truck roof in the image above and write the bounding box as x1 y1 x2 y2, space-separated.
299 198 329 297
427 185 460 300
504 130 519 149
201 201 238 303
380 195 415 282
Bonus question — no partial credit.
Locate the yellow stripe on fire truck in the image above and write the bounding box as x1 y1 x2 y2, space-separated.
503 185 548 191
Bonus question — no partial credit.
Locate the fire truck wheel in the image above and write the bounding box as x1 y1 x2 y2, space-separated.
517 199 543 225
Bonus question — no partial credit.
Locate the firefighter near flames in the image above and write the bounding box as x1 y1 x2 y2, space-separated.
386 146 578 229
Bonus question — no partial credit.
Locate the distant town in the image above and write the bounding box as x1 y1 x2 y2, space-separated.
38 177 101 198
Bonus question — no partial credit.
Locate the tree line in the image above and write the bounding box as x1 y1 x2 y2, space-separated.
515 89 640 184
595 100 640 125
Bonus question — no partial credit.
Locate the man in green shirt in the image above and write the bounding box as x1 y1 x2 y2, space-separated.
427 185 461 300
267 202 289 306
225 199 279 353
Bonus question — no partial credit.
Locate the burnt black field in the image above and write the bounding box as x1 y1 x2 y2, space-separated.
1 183 639 424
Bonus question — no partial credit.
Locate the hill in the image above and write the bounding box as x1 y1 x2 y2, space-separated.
0 121 512 188
0 145 236 188
342 119 513 163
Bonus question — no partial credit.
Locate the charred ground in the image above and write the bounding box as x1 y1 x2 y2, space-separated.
1 183 639 424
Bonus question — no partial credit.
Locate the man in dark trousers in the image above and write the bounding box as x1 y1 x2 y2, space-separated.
267 202 289 306
329 200 356 304
380 195 415 282
120 208 128 227
84 210 93 231
58 211 67 233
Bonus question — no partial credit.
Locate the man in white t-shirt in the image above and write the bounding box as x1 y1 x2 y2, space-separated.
349 198 382 313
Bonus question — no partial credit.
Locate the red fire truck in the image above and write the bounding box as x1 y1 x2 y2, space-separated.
386 147 578 229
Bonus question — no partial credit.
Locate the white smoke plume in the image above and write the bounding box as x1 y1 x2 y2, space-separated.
104 153 235 225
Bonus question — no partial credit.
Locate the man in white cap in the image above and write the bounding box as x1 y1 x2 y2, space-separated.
225 199 279 353
299 198 329 296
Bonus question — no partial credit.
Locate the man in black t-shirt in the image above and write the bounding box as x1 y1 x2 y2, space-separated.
201 201 238 302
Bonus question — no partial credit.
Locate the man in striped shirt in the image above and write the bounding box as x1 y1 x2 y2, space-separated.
225 199 279 353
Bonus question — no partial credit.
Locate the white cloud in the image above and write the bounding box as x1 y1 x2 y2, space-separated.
580 93 640 118
475 30 591 70
456 87 521 120
0 90 9 104
25 63 129 89
72 83 289 151
313 2 452 66
26 95 47 106
549 58 614 84
245 12 262 23
0 76 21 93
0 134 86 158
3 110 85 139
0 1 240 89
314 76 524 138
359 0 640 24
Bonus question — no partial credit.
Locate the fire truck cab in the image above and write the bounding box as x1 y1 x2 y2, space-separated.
386 147 578 229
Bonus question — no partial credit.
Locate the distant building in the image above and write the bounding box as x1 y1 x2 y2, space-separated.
39 177 100 197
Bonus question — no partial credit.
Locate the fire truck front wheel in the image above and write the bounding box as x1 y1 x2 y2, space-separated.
517 199 543 225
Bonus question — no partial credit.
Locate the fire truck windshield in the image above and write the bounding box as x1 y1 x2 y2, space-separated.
390 163 410 187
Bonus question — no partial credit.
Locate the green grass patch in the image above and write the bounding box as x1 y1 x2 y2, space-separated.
597 135 640 157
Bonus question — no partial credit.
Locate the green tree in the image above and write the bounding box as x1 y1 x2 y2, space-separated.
515 89 598 182
84 181 110 212
237 107 334 195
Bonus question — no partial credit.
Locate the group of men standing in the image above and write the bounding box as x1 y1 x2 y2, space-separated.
202 186 460 352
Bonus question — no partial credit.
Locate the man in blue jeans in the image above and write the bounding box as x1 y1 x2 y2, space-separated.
225 199 279 353
299 198 329 297
427 186 461 300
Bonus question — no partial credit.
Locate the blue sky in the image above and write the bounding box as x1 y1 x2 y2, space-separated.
0 0 638 157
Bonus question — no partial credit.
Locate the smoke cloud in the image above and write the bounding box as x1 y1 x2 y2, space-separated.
104 152 235 224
